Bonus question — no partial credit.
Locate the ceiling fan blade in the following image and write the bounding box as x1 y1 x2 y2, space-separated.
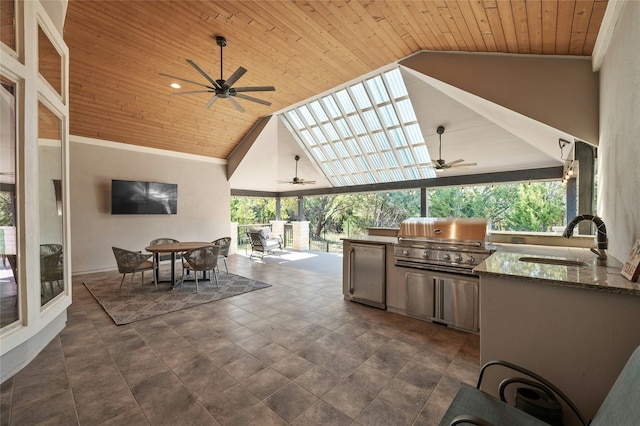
205 95 219 109
186 59 221 89
170 90 214 95
451 162 478 168
301 180 316 185
276 180 294 184
233 86 276 92
225 67 247 88
233 93 272 106
159 73 213 89
227 96 244 113
446 159 465 166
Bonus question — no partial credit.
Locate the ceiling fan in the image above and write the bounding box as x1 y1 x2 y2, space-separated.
430 126 477 172
277 155 316 185
159 36 275 113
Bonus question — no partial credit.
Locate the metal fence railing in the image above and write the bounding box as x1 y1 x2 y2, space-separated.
309 229 329 252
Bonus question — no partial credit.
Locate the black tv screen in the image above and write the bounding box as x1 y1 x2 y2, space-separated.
111 179 178 215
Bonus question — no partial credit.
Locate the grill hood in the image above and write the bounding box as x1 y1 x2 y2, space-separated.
398 217 490 242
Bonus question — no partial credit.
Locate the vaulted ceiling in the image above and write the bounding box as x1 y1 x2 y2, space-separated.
64 0 607 165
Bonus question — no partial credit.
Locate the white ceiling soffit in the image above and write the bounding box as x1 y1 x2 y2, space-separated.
401 67 565 176
228 115 331 192
400 51 599 147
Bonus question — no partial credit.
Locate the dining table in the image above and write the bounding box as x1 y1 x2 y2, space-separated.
145 242 213 285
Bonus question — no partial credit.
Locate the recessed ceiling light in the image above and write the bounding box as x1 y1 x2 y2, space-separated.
170 83 181 89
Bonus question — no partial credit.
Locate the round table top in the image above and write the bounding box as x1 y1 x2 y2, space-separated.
145 242 212 252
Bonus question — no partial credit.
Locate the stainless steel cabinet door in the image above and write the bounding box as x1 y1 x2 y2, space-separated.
348 243 386 309
437 276 478 332
405 270 435 320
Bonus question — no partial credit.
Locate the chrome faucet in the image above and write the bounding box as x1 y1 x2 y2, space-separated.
562 214 608 261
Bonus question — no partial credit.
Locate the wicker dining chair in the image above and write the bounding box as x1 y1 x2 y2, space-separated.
149 237 180 278
212 237 231 273
40 245 64 302
180 245 220 293
112 247 157 295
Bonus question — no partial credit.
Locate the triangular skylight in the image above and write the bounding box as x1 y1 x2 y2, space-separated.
280 67 435 187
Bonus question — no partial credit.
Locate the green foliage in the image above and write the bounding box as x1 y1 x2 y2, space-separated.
230 182 567 240
0 193 14 226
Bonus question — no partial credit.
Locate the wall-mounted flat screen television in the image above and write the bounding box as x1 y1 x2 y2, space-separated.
111 179 178 215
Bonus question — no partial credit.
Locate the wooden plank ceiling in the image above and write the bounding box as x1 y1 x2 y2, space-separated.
64 0 607 160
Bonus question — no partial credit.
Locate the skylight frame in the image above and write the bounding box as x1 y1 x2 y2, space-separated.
280 66 436 187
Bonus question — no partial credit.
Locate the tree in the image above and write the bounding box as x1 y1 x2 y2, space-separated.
505 183 565 232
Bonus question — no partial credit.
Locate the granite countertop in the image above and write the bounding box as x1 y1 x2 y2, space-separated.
475 244 640 296
341 235 398 244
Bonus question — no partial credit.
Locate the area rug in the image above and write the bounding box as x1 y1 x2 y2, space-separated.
84 273 271 325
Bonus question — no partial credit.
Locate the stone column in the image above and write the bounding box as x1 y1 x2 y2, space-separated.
270 220 286 241
229 222 238 255
291 221 310 251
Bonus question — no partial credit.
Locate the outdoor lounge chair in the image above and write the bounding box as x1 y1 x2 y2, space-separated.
247 227 282 259
439 344 640 426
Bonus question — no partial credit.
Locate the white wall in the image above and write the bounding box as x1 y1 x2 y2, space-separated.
70 138 231 274
598 1 640 262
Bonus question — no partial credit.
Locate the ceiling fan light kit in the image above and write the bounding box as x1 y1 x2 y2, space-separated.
160 36 275 113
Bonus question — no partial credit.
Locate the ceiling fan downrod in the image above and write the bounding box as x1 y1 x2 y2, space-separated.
216 36 227 83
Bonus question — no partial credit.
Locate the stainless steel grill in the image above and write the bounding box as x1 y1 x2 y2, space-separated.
394 217 493 275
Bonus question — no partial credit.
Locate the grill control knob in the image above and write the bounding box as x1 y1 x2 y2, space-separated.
422 251 430 259
401 249 409 256
455 254 463 262
467 257 476 264
443 254 451 261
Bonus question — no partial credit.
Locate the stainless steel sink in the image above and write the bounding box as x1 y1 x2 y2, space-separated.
518 257 588 267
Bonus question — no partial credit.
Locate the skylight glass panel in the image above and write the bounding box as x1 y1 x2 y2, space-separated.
334 118 352 138
366 76 389 104
379 104 399 127
280 66 427 187
326 145 339 160
357 157 369 170
396 99 417 123
321 95 341 119
397 148 414 165
385 68 408 98
383 151 399 167
350 83 372 109
389 127 407 147
286 111 305 129
323 163 335 175
406 124 424 144
406 167 420 180
360 135 376 153
413 145 430 163
362 110 382 131
348 115 366 135
365 172 376 184
334 141 348 157
298 105 315 125
312 146 326 161
300 130 315 145
335 89 356 114
373 132 390 150
323 123 339 141
309 100 328 122
370 153 383 169
345 158 357 173
347 138 362 155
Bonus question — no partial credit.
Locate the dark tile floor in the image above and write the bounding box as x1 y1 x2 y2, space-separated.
0 254 479 425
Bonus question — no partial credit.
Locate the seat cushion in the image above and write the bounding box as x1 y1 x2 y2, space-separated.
439 385 547 426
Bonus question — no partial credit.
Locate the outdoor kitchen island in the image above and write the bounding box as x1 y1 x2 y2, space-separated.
475 244 640 423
